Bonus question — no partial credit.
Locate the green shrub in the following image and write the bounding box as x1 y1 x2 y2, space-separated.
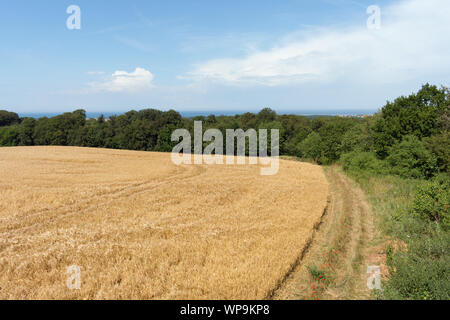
386 135 437 179
306 265 330 284
345 169 449 300
298 132 323 162
0 125 19 146
382 248 450 300
423 131 450 173
412 178 450 229
381 216 450 300
340 123 373 154
341 151 385 174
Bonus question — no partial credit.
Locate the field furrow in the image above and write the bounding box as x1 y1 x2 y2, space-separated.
0 146 329 299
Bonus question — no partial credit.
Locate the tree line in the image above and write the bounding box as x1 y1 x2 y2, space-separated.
1 83 448 179
1 83 449 299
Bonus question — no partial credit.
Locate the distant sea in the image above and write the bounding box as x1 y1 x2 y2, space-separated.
19 109 378 119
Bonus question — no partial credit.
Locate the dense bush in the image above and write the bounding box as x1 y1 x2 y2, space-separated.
423 131 450 173
349 173 450 300
341 151 385 174
340 123 374 154
386 135 437 179
298 132 323 162
316 118 359 164
17 117 35 145
0 125 19 146
382 230 450 300
412 178 450 229
380 206 450 300
0 110 20 127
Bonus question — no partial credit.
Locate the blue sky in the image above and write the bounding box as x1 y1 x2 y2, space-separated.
0 0 449 113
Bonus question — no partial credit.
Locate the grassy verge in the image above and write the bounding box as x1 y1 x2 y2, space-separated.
342 169 450 300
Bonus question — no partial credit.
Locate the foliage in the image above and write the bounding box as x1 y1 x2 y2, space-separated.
423 131 450 173
307 264 328 282
1 84 449 300
340 123 374 154
0 86 448 180
0 110 20 127
0 125 19 146
316 117 359 164
298 132 322 162
346 171 449 300
341 151 385 175
380 214 450 300
386 135 437 179
373 84 449 158
257 108 276 122
17 117 35 145
412 177 450 229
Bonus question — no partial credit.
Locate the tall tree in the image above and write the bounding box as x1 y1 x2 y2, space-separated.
373 84 448 158
0 110 20 127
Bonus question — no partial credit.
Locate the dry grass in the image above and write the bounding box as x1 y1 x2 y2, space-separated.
0 146 328 299
273 166 376 300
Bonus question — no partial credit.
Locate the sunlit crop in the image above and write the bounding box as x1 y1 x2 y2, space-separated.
0 146 329 299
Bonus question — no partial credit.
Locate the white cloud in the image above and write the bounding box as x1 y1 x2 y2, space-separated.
89 67 154 92
184 0 450 87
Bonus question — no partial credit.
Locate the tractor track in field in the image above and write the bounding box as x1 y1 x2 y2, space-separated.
265 199 330 300
272 165 377 300
0 147 330 299
0 165 205 238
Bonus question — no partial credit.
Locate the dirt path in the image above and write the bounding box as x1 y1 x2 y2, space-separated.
273 165 380 300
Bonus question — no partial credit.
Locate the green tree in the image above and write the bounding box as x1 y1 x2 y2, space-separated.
257 108 276 123
340 122 374 154
258 120 284 156
373 84 449 158
238 112 257 130
386 135 437 179
298 132 322 162
423 132 450 173
163 109 183 126
0 110 20 127
318 117 358 164
206 114 217 125
156 124 179 152
0 126 19 146
17 117 36 145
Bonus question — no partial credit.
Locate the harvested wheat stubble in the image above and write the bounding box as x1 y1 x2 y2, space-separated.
0 146 329 299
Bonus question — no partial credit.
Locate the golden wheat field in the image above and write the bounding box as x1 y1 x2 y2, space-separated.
0 146 329 299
